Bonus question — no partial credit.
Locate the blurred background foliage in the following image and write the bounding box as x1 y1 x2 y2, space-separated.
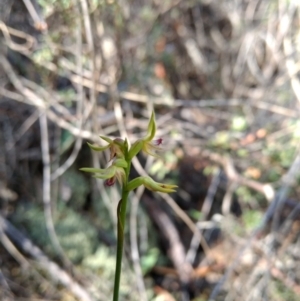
1 0 300 300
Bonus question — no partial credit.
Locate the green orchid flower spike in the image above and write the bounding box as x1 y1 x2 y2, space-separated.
80 111 177 301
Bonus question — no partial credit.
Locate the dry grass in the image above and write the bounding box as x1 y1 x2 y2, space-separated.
0 0 300 300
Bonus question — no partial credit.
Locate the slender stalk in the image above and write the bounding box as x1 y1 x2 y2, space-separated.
112 190 128 301
113 159 131 301
80 111 172 301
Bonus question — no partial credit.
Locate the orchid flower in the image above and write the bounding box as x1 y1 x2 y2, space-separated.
80 111 177 301
80 158 127 186
129 111 163 159
87 136 125 160
127 176 177 193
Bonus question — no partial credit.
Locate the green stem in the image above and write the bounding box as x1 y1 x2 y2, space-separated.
112 192 128 301
113 159 131 301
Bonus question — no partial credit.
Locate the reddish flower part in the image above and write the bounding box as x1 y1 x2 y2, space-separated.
153 138 163 146
105 177 116 186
